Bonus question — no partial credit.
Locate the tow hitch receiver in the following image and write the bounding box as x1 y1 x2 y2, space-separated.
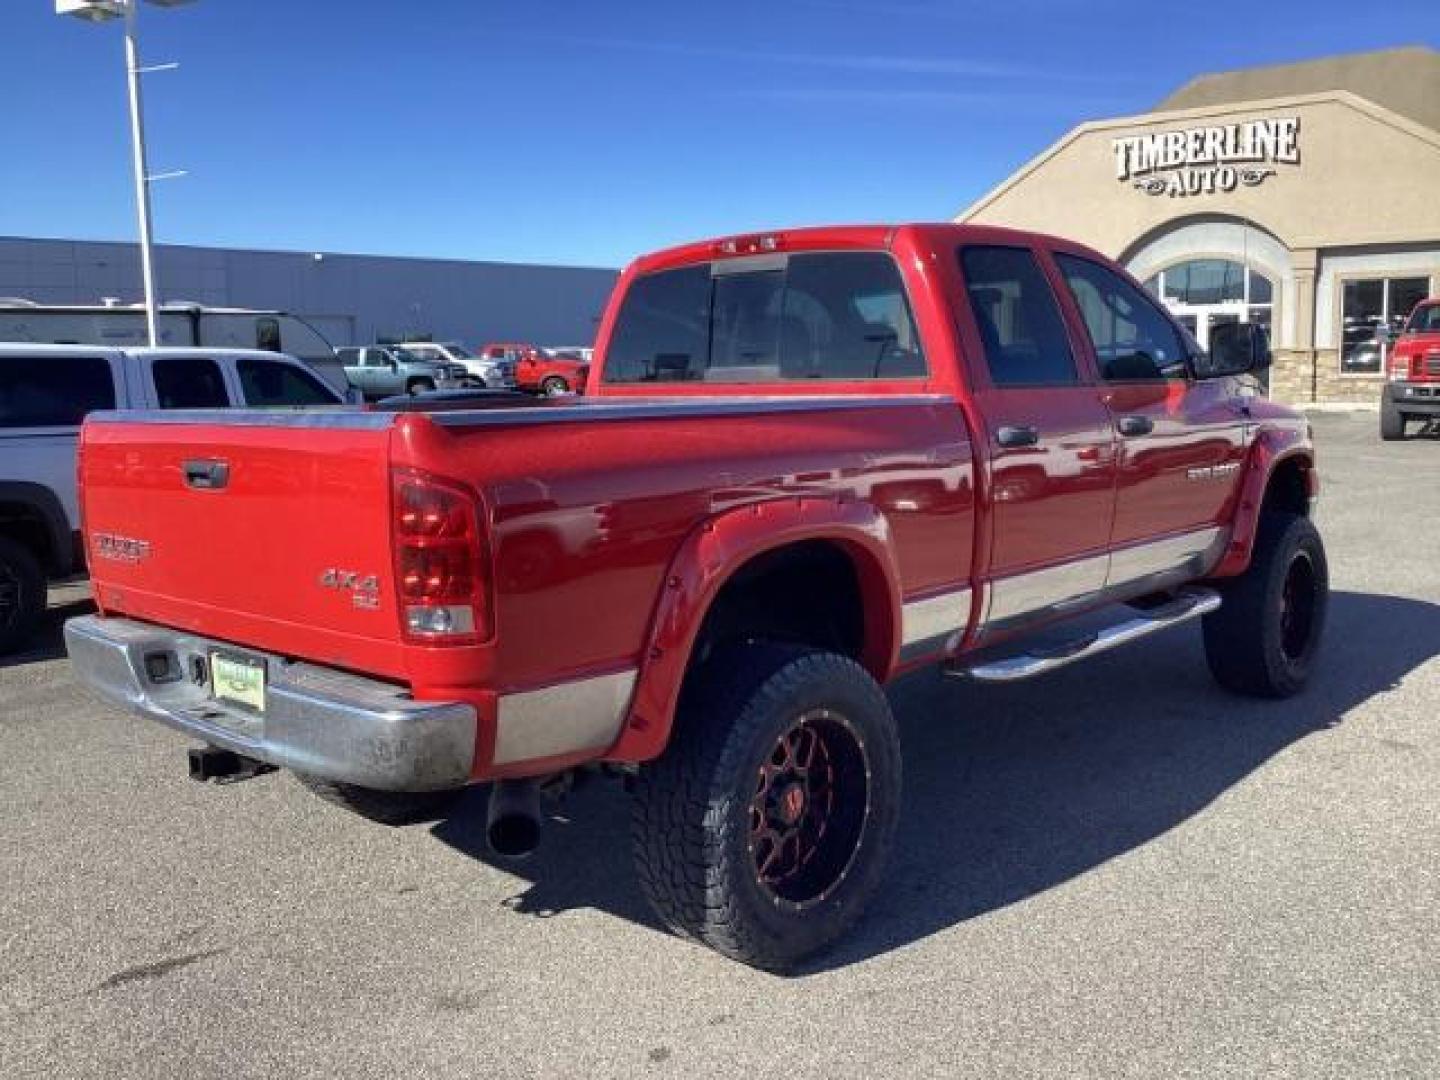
187 746 276 785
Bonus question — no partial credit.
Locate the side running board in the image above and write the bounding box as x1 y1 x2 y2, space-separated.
948 587 1222 684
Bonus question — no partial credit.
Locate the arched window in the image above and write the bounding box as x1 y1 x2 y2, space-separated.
1142 259 1274 349
1142 259 1272 306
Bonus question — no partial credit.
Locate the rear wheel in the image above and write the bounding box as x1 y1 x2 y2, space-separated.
0 536 45 656
295 774 464 825
540 376 569 396
1380 400 1406 441
631 643 901 971
1203 512 1328 698
406 377 436 396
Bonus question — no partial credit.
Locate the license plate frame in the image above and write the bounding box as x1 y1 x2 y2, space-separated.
210 650 267 714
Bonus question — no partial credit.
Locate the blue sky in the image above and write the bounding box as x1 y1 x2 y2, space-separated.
2 0 1436 268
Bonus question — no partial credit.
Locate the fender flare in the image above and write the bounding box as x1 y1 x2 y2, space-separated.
606 496 904 763
0 481 74 575
1210 430 1316 578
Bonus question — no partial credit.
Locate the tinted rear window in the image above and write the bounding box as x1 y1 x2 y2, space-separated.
0 354 116 428
603 252 926 383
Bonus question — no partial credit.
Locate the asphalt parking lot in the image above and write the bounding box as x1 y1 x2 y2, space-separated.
2 411 1436 1079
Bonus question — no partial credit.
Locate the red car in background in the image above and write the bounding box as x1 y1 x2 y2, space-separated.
480 342 589 395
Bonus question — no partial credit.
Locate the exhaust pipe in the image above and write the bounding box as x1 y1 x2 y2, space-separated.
486 779 542 859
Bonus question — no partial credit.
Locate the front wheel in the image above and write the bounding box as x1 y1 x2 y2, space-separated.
406 377 436 396
1203 512 1328 698
631 643 901 971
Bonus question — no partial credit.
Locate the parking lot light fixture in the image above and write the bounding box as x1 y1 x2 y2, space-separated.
54 0 198 346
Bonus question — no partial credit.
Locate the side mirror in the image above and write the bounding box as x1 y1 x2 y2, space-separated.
1200 322 1271 379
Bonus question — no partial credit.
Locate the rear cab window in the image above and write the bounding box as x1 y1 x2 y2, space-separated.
0 354 117 428
603 251 927 384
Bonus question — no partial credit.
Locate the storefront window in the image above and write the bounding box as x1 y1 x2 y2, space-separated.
1341 276 1429 373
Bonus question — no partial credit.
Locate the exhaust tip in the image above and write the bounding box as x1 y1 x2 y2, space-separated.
487 815 541 860
486 779 542 859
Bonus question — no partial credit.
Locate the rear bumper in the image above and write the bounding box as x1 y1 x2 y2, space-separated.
64 615 476 791
1387 382 1440 416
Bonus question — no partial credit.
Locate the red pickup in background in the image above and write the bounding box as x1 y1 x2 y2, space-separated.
66 223 1327 970
481 342 588 395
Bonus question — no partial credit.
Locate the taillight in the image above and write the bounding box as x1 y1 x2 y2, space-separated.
391 467 489 643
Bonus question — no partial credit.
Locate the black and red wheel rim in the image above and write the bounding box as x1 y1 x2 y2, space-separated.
747 708 870 911
1279 550 1318 662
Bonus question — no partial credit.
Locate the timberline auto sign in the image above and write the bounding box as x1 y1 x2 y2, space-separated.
1113 117 1300 197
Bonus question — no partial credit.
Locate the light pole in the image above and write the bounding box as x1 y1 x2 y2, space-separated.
55 1 195 346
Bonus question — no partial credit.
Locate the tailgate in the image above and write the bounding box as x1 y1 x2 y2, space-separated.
80 412 408 679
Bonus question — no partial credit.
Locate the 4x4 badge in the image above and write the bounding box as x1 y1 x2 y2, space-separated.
319 568 381 610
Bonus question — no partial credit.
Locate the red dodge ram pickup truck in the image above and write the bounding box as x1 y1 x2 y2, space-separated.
66 224 1328 970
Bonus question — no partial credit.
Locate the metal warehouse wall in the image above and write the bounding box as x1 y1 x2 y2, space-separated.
0 236 619 347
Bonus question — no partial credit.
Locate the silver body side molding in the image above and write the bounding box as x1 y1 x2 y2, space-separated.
900 586 972 660
494 669 638 765
979 526 1226 639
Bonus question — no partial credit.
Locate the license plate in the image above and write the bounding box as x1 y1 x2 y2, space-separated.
210 651 266 713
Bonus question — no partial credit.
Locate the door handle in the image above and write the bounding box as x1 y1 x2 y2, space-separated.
995 424 1039 448
1116 415 1154 437
183 459 230 490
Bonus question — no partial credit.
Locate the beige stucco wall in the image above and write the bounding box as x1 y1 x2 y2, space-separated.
958 92 1440 259
957 90 1440 403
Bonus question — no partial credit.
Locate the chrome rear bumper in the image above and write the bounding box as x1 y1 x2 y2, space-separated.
64 615 476 791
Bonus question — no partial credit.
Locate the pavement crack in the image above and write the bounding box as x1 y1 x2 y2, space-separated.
95 947 227 993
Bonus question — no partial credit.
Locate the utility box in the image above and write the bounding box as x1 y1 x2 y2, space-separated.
55 1 127 18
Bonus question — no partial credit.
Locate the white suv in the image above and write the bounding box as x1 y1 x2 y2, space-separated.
395 341 515 389
0 345 344 654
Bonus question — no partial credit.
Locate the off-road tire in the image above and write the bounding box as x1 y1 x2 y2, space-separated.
540 376 569 396
631 643 901 972
1380 400 1406 441
295 774 464 825
0 536 46 656
406 377 436 396
1203 511 1328 698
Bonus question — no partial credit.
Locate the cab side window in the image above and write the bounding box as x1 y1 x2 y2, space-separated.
237 359 339 407
151 356 229 408
958 246 1077 386
1055 254 1189 381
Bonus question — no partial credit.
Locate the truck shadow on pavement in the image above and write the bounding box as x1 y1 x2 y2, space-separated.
431 590 1440 974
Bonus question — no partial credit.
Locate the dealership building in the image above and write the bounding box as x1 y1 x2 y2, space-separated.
958 46 1440 404
0 236 617 349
